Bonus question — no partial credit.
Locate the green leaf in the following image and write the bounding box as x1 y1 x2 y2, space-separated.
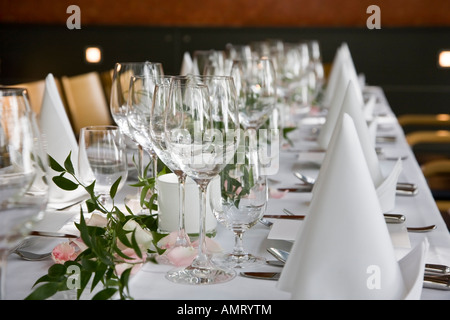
92 287 118 300
48 155 65 172
25 282 60 300
63 151 75 175
48 264 67 278
91 263 108 290
110 176 122 199
53 176 79 191
85 198 98 213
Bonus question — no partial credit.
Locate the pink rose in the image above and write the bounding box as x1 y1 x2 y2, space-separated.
51 241 80 264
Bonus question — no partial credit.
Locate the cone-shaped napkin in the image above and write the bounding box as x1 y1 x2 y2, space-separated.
322 43 359 108
180 51 193 75
317 62 361 150
39 73 85 205
278 114 410 299
317 81 402 212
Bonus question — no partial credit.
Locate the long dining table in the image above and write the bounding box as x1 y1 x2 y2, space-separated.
5 86 450 301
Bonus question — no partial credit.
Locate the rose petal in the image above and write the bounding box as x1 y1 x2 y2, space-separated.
269 187 289 199
164 246 197 267
86 213 108 227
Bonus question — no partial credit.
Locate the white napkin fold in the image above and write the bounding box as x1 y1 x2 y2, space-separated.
317 63 361 150
277 114 425 299
180 51 193 75
322 43 360 108
39 73 86 205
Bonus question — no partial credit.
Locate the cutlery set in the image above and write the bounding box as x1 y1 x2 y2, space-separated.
289 171 418 196
240 248 450 291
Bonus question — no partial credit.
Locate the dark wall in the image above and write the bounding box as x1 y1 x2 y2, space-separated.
1 24 449 116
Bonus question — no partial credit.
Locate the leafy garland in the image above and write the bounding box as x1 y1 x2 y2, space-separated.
25 152 167 300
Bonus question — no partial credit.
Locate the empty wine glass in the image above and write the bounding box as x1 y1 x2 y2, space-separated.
230 57 277 176
110 62 163 209
127 72 165 181
0 87 49 299
164 75 240 285
78 125 128 207
231 57 277 131
149 77 190 247
210 159 268 268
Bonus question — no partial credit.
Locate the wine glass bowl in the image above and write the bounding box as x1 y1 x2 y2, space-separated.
230 58 277 131
210 160 268 268
78 125 128 206
0 87 49 299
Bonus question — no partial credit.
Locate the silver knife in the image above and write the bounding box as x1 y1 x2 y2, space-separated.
263 213 406 224
30 230 79 238
240 272 450 290
278 186 418 195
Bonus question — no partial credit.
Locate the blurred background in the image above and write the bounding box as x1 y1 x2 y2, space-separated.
1 0 449 116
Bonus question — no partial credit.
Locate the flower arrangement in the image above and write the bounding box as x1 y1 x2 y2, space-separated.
25 153 221 300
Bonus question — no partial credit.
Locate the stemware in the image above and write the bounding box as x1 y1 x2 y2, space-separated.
230 57 277 175
127 71 165 181
164 75 240 284
148 77 190 247
78 125 128 206
210 159 268 268
0 87 49 299
110 62 163 208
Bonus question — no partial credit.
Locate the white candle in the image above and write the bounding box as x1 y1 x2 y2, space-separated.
156 173 218 235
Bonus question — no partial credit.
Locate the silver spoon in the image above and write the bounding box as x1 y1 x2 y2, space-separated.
14 249 51 261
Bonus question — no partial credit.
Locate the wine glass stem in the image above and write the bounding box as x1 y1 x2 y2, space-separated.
248 128 260 177
175 173 188 247
137 144 144 195
152 155 158 179
192 183 209 268
233 232 246 256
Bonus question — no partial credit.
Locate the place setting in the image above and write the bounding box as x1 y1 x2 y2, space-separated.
2 37 449 301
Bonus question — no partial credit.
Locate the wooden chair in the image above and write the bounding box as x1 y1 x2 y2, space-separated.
405 130 450 165
61 72 113 136
398 113 450 127
421 159 450 229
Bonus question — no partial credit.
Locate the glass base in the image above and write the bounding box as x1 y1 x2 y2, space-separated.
213 252 266 269
165 263 236 285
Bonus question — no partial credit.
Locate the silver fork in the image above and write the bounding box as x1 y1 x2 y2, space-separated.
259 208 294 227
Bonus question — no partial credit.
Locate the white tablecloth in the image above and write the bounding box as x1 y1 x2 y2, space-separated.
5 86 450 300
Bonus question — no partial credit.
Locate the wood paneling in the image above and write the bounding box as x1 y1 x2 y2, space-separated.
1 0 450 27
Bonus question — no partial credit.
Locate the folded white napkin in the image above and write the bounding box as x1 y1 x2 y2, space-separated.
277 114 426 299
180 51 193 75
322 43 360 108
39 73 86 205
317 64 362 150
317 82 402 211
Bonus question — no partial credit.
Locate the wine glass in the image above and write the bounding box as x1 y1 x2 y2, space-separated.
0 87 49 299
164 75 240 284
127 71 165 181
210 159 268 268
78 125 128 207
148 77 190 247
110 62 163 209
230 57 277 175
